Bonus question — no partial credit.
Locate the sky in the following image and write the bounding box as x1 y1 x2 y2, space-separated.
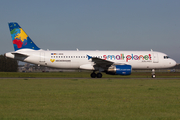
0 0 180 63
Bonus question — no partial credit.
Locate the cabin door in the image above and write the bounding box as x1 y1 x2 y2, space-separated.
153 53 159 63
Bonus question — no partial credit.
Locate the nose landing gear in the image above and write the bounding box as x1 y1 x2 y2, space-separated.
152 69 156 78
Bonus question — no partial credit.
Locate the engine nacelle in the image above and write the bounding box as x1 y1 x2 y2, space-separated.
106 65 132 75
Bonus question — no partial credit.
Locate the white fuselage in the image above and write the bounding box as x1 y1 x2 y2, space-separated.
5 49 176 70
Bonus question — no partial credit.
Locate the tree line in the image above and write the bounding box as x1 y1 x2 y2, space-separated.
0 54 18 72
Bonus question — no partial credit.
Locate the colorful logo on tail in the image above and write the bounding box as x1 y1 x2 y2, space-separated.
8 22 40 51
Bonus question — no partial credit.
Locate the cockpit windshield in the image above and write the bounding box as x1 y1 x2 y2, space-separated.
164 56 170 59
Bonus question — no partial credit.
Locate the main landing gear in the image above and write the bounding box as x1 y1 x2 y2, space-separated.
91 72 102 78
152 69 156 78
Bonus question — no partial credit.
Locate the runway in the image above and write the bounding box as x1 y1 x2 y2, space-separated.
0 77 180 79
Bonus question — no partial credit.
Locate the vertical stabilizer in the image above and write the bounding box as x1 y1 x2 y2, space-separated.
8 22 40 51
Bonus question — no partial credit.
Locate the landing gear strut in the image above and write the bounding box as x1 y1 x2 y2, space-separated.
152 69 156 78
90 72 102 78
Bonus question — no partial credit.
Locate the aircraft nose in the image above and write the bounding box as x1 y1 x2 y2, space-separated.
169 59 176 67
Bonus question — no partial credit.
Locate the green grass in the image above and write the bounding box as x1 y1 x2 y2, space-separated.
0 71 180 78
0 78 180 120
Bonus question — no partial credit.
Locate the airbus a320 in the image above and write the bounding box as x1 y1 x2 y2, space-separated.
5 22 176 78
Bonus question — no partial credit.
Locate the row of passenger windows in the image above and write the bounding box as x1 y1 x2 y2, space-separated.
51 56 103 59
51 55 170 59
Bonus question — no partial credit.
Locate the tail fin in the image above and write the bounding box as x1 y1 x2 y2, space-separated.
8 22 40 51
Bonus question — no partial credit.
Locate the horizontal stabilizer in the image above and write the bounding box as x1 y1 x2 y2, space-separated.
11 52 29 57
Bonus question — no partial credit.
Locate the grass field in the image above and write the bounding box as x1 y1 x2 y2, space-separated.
0 78 180 120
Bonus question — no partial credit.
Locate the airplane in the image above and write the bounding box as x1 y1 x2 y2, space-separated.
5 22 176 78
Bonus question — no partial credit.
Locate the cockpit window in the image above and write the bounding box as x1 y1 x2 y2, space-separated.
164 56 170 59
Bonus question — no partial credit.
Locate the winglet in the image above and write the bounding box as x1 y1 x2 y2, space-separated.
87 55 92 60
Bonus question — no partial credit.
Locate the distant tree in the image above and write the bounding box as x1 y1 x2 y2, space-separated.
0 54 18 72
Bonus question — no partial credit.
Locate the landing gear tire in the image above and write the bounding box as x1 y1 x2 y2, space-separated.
97 73 102 78
91 72 97 78
152 74 156 78
151 69 156 78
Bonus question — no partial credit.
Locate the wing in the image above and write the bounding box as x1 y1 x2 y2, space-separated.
87 55 126 70
91 57 113 69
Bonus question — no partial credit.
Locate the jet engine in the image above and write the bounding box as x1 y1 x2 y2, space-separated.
106 65 132 75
